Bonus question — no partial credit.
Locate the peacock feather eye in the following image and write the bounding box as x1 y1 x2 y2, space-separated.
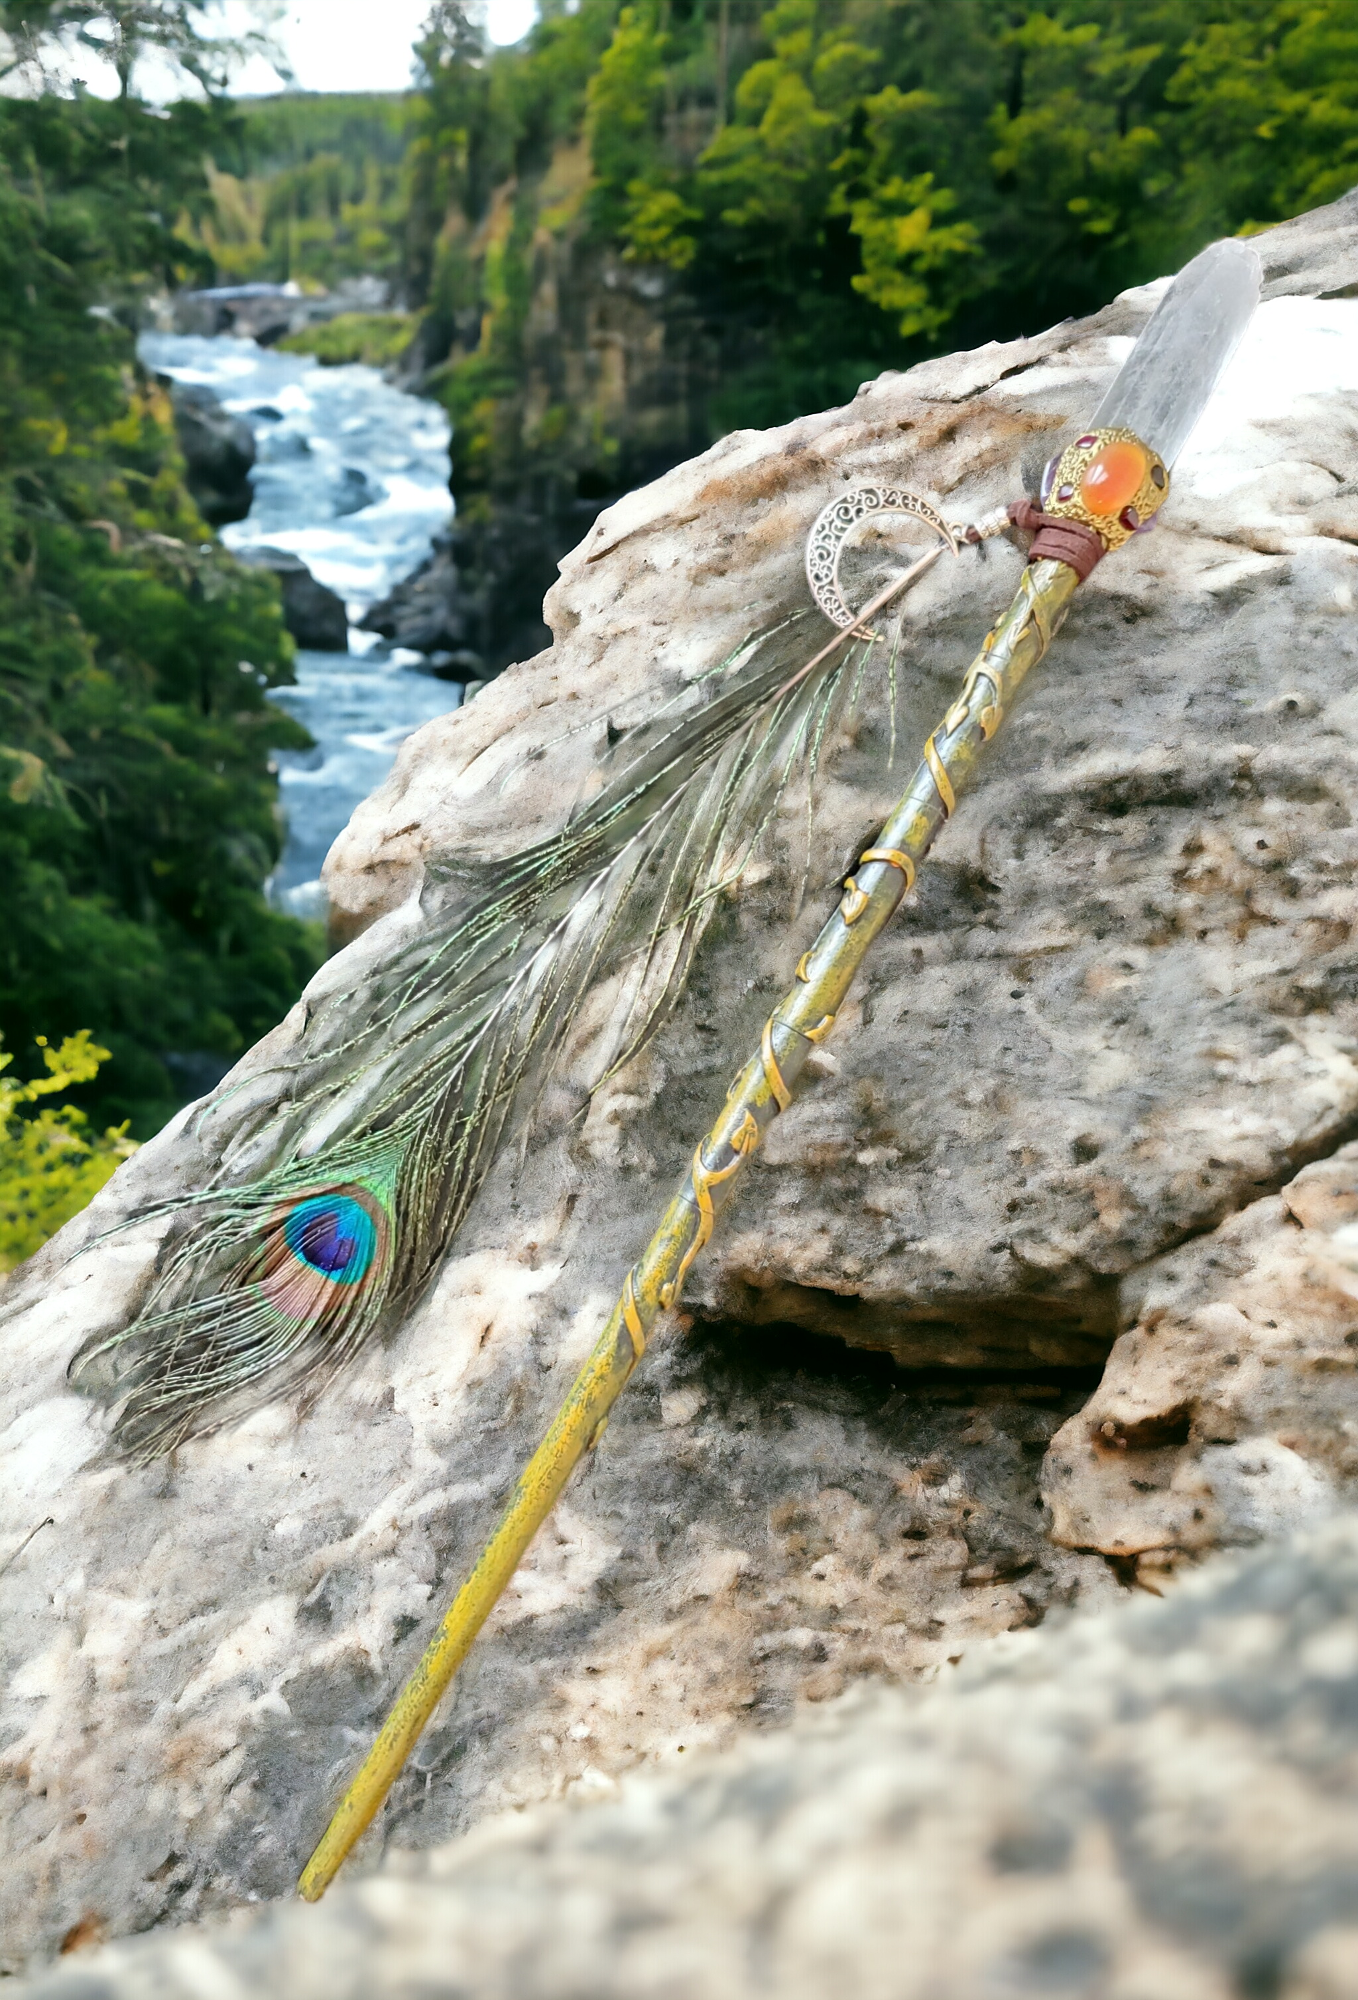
283 1194 378 1285
257 1186 389 1323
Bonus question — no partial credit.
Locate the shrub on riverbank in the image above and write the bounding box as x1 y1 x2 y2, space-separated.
0 1032 136 1278
278 310 415 369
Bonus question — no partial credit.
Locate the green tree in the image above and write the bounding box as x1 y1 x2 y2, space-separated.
0 25 322 1136
1168 0 1358 228
0 0 285 100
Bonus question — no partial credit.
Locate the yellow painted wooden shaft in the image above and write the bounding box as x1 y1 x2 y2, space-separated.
298 555 1080 1900
298 1305 638 1898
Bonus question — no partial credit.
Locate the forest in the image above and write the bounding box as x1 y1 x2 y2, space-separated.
0 32 323 1270
409 0 1358 441
0 0 1354 1269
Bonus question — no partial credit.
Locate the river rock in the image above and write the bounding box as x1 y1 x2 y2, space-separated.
172 279 396 348
165 381 255 528
235 547 349 652
16 1514 1358 1999
172 284 306 347
3 192 1358 1974
360 528 480 663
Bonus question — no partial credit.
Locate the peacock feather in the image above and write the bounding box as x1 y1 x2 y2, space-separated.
72 599 910 1459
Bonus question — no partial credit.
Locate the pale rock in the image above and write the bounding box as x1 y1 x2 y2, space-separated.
4 194 1358 1972
17 1517 1358 2000
1043 1142 1358 1578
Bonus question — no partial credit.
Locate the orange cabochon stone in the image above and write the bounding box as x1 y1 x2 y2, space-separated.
1078 438 1148 516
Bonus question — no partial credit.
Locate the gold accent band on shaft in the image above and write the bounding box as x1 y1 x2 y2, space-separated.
298 545 1097 1901
761 1017 792 1110
622 1270 646 1359
860 848 916 889
839 878 869 924
924 733 956 816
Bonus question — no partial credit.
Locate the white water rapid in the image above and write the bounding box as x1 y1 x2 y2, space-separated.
138 331 458 920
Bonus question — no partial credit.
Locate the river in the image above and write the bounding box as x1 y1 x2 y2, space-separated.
138 331 460 920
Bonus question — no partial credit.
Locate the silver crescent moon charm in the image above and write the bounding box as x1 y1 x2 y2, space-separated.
805 487 959 629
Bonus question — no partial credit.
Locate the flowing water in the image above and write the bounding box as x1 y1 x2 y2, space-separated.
138 331 459 919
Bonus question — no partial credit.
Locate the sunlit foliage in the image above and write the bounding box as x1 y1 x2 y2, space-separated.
0 1031 136 1277
408 0 1358 441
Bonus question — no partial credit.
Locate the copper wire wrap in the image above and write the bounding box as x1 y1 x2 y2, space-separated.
924 733 956 816
661 1112 760 1308
761 1017 793 1110
622 1270 646 1360
839 878 870 923
860 847 916 889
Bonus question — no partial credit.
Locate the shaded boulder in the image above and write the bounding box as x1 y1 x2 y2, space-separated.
360 530 472 660
359 511 580 676
236 547 348 652
172 283 306 347
166 380 255 527
331 465 382 517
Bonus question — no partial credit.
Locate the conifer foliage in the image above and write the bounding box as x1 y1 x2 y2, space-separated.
0 7 320 1137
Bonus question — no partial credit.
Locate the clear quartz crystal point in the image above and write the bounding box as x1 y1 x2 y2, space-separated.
1091 238 1262 468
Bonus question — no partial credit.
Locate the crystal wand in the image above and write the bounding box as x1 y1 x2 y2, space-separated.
299 238 1261 1899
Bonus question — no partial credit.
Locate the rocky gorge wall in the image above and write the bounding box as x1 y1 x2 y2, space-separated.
366 146 717 677
3 190 1358 1985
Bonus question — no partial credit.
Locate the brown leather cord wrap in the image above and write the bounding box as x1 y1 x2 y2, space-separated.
1007 498 1105 582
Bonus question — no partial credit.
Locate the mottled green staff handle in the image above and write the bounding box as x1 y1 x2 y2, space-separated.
299 233 1262 1901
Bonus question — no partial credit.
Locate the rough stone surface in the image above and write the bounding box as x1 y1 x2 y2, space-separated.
4 196 1358 1974
235 546 349 652
0 1268 1110 1971
1044 1143 1358 1584
17 1516 1358 2000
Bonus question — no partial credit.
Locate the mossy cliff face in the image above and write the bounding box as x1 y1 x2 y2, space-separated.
370 141 715 674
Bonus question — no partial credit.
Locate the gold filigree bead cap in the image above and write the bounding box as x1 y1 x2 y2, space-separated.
1039 426 1169 553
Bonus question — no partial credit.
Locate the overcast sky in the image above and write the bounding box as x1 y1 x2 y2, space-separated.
230 0 536 94
44 0 537 100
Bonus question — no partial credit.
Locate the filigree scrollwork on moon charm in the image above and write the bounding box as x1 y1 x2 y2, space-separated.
805 487 960 629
